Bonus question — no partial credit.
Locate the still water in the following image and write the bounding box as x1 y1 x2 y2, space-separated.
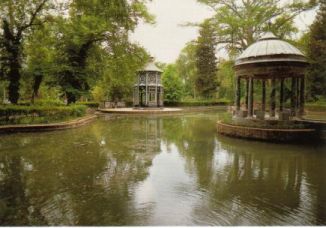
0 110 325 226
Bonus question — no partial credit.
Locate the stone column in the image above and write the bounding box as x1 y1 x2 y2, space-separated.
262 80 266 112
145 73 148 106
133 87 135 106
235 77 241 111
291 77 297 116
291 78 297 116
245 79 249 110
248 78 254 117
296 77 300 110
270 78 276 118
300 76 305 116
280 78 285 112
155 73 158 107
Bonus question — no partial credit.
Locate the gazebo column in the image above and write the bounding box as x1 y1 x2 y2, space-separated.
155 73 158 107
270 78 276 118
235 77 241 111
262 80 266 112
291 77 297 116
145 73 148 106
245 79 249 110
248 78 254 117
299 76 305 115
280 78 285 112
296 77 300 111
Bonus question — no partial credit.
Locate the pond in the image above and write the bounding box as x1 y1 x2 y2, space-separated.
0 109 325 226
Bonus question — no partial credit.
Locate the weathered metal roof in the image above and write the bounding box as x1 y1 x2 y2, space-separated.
140 61 163 73
235 32 307 66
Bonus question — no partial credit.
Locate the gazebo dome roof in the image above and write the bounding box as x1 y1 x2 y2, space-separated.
139 60 162 73
235 32 307 66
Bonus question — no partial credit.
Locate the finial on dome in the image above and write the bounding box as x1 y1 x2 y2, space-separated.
259 32 278 41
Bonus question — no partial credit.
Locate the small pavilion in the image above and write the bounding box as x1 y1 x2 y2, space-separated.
133 59 164 108
234 32 309 120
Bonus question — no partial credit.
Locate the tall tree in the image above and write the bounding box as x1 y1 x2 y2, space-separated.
307 0 326 100
55 0 153 104
197 0 317 56
23 23 57 103
0 0 53 104
175 42 198 99
162 64 184 102
195 20 218 99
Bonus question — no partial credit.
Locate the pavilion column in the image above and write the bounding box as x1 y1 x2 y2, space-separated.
133 87 136 106
291 77 297 116
155 73 158 107
245 79 249 110
296 77 300 111
235 77 241 111
248 78 254 117
262 80 266 112
299 76 305 116
280 78 285 112
270 78 276 118
145 73 148 106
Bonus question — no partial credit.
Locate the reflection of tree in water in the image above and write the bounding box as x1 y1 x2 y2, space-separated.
160 113 326 225
161 115 216 187
0 116 161 225
193 135 325 225
302 144 326 225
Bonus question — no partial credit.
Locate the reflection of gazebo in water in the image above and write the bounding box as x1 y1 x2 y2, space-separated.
234 32 309 120
133 58 164 108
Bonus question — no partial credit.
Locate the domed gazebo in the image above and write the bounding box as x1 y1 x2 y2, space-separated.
133 59 164 108
234 32 309 120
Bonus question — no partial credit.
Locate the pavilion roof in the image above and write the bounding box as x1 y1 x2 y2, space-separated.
235 32 307 66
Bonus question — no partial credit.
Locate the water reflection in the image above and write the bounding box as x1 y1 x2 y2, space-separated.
0 112 325 225
158 114 326 225
0 116 162 225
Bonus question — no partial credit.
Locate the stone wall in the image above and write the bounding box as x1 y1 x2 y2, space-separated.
217 121 317 143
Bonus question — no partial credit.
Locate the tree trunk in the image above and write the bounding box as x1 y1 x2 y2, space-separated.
31 73 43 104
66 92 77 104
3 20 22 104
8 57 21 104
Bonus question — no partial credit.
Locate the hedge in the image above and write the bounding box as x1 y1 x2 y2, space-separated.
77 102 100 108
305 103 326 112
164 99 231 107
0 104 87 125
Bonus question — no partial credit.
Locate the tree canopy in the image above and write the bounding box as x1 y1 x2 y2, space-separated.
307 0 326 100
198 0 317 56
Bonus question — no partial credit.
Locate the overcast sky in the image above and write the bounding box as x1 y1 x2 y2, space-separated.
131 0 317 64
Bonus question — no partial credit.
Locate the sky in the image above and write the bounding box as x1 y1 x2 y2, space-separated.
131 0 317 64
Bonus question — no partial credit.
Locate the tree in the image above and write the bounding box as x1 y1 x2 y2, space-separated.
52 0 153 104
23 23 57 103
217 59 235 100
162 64 184 102
0 0 53 104
307 0 326 100
96 42 149 103
175 42 198 99
197 0 317 56
195 20 218 99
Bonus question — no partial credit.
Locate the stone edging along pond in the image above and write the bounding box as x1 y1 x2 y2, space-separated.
216 121 318 142
0 115 98 134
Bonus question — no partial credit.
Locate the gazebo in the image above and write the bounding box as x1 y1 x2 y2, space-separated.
133 59 164 108
234 32 309 120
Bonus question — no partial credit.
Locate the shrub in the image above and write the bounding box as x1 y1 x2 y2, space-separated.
164 99 231 107
77 102 100 108
0 104 87 125
305 103 326 112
